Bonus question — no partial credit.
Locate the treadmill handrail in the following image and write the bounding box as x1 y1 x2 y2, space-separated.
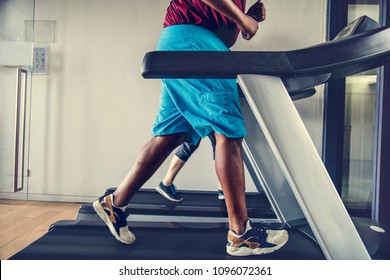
142 27 390 80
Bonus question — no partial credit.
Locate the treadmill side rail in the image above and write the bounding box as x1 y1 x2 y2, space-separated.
241 104 306 225
237 74 371 260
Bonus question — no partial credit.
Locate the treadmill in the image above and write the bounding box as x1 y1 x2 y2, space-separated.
10 16 390 260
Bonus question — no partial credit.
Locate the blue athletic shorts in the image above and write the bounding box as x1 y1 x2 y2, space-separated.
152 25 247 144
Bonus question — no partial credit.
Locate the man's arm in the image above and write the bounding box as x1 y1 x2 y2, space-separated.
201 0 259 40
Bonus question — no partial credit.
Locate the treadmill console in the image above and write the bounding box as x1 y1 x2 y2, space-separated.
334 15 380 40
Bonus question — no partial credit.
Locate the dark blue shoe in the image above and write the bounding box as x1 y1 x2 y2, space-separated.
156 182 183 202
92 193 135 244
227 220 288 256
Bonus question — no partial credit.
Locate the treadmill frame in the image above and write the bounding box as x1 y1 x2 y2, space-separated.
238 74 371 260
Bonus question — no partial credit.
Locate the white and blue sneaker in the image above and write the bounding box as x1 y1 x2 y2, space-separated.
92 193 135 244
156 182 183 202
227 220 288 256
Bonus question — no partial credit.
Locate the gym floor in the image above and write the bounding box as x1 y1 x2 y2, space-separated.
0 199 81 259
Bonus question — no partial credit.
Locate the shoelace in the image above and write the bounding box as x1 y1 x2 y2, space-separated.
113 205 130 220
167 185 178 196
248 226 267 239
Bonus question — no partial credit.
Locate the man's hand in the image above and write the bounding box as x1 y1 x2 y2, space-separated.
201 0 262 41
246 0 266 22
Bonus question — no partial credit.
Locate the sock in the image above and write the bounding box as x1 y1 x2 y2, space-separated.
230 219 251 237
111 194 127 211
160 181 173 188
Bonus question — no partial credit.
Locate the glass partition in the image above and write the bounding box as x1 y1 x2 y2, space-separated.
0 0 35 198
341 1 381 215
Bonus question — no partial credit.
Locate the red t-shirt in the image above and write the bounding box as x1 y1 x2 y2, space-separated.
164 0 246 48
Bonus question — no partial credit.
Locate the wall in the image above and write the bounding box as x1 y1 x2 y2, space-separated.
0 0 328 202
232 0 327 153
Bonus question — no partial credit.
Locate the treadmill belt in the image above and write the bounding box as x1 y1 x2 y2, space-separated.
77 189 276 220
10 220 325 260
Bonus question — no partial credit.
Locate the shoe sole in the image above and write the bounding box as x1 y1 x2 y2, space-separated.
156 187 183 202
92 200 135 245
226 231 289 256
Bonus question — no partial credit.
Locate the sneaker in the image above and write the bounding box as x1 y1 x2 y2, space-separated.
226 220 288 256
156 182 183 202
218 189 225 200
92 193 135 244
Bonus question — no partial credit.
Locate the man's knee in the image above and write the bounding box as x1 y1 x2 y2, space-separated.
214 133 243 147
154 133 186 151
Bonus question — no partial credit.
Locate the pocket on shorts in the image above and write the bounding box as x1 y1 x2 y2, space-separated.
199 92 236 120
200 92 235 105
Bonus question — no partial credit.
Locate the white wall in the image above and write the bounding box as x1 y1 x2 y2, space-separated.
0 0 328 202
233 0 327 153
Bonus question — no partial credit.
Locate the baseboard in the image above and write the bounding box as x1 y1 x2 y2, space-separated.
0 191 93 203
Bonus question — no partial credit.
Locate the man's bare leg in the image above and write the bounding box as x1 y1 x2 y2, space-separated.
214 133 248 235
162 155 186 186
113 133 186 207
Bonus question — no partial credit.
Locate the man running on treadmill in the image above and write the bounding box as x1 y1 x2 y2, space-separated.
93 0 289 257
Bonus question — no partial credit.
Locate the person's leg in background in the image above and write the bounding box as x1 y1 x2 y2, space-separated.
157 132 226 202
156 140 202 202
